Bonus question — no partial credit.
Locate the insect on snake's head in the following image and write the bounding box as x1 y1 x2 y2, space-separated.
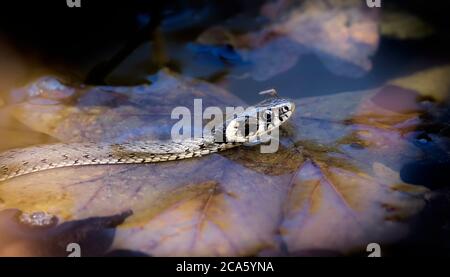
225 98 295 143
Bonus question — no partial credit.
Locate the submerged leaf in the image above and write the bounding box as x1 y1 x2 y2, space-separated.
9 70 245 143
192 0 379 80
381 11 434 40
390 65 450 102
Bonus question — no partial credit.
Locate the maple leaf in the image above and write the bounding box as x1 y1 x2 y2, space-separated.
0 67 445 256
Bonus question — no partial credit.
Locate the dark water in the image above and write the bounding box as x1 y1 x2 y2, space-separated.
0 0 449 91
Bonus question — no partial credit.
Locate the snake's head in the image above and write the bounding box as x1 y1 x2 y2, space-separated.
225 97 295 143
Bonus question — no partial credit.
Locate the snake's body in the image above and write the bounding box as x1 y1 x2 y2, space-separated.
0 96 294 182
0 137 238 182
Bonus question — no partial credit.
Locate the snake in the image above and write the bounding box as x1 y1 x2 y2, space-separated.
0 96 295 182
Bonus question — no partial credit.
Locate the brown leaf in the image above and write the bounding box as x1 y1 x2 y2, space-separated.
0 69 440 256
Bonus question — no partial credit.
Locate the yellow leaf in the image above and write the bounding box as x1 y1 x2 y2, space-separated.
390 66 450 102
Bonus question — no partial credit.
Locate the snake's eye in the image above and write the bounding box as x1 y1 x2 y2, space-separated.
282 106 289 112
265 110 272 122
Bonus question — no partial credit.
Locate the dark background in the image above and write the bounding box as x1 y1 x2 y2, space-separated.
0 0 449 87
